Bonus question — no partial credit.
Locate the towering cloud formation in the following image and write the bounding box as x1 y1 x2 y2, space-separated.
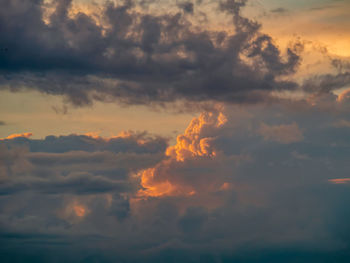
139 110 228 197
2 104 350 262
2 1 350 262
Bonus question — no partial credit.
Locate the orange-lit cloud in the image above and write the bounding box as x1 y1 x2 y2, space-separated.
84 132 101 140
0 132 32 140
337 89 350 103
329 178 350 184
139 168 177 197
58 200 89 223
82 130 150 146
138 111 227 198
166 111 226 162
220 182 233 191
73 204 87 217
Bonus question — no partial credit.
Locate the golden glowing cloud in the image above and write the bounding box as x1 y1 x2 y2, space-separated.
83 130 147 144
84 132 101 139
138 110 227 198
73 204 86 217
139 168 176 197
166 111 226 162
329 178 350 184
337 89 350 103
58 200 89 223
0 132 32 140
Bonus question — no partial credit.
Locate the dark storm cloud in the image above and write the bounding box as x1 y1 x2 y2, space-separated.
178 206 208 233
0 129 167 259
302 72 350 93
0 172 132 196
2 105 350 262
0 132 167 193
332 58 350 72
0 0 305 106
177 1 194 14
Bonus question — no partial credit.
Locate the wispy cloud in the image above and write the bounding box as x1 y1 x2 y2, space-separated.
329 178 350 184
270 7 288 13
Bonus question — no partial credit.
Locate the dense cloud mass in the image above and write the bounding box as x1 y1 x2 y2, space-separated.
2 0 347 107
2 97 350 262
2 0 350 262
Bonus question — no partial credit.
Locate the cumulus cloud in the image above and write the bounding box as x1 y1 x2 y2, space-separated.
2 1 350 262
2 105 350 261
0 131 167 196
138 110 249 197
0 0 310 107
0 0 348 110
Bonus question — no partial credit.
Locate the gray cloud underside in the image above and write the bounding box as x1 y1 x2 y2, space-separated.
0 0 308 106
1 105 350 262
1 0 348 108
1 132 167 153
0 132 167 195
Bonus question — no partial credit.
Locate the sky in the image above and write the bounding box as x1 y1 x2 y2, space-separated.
1 0 350 262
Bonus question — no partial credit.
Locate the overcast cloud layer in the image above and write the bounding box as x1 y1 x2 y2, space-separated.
2 98 350 262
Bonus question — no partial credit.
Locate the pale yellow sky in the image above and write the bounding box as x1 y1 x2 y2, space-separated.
0 90 195 140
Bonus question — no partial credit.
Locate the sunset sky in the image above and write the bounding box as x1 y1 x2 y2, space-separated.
1 0 350 262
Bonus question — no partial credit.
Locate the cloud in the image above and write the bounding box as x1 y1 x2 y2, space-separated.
333 119 350 128
0 0 306 107
2 1 350 261
329 178 350 184
0 144 32 179
337 88 350 103
126 104 350 259
308 5 336 11
0 0 348 110
2 105 350 261
177 1 194 14
302 72 350 94
0 131 167 192
137 110 249 197
258 122 304 144
0 131 167 153
0 132 32 140
270 7 288 13
0 172 132 196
